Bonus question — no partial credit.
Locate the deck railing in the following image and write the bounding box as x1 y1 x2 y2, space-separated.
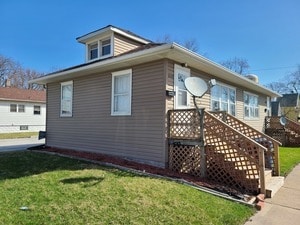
210 111 281 175
265 116 300 147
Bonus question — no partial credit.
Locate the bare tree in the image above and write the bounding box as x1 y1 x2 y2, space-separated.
286 65 300 93
266 65 300 94
182 38 199 52
0 55 19 86
220 57 250 75
156 35 199 52
265 81 289 94
0 54 44 89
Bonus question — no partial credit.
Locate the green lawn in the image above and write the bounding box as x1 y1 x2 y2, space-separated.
280 147 300 176
0 151 254 225
0 132 38 139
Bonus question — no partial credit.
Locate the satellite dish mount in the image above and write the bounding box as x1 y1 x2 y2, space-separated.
184 77 216 178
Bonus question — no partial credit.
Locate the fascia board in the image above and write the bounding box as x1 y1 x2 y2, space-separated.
77 26 150 44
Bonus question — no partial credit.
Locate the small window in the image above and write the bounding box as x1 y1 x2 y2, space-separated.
244 92 259 119
34 105 41 115
10 104 17 112
61 81 73 117
18 104 25 113
111 69 132 116
89 42 98 60
101 39 111 56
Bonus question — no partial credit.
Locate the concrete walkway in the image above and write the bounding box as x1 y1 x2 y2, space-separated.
245 164 300 225
0 137 45 152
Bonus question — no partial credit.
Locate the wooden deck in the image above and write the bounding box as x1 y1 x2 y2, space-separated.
265 116 300 147
168 109 282 195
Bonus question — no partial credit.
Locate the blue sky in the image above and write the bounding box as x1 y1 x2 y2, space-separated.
1 0 299 85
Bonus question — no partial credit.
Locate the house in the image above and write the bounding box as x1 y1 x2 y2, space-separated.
277 93 300 122
268 93 300 146
0 83 46 133
30 25 281 168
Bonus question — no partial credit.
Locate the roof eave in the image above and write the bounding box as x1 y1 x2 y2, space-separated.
31 42 281 98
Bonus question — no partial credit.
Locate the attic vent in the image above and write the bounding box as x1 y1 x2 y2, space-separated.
245 74 259 83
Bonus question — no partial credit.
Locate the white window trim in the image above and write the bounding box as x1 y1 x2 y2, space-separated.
60 81 73 117
174 64 191 109
244 91 259 120
111 69 132 116
210 82 236 115
86 34 113 62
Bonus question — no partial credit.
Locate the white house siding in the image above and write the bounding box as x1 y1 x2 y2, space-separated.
0 100 46 133
46 60 167 167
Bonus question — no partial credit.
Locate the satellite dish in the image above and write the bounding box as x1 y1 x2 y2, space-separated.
184 77 208 97
280 116 287 126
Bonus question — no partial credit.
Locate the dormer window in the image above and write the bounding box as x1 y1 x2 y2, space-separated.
87 37 112 61
101 38 111 56
89 42 98 60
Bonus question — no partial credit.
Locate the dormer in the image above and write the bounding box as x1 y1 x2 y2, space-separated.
76 25 152 62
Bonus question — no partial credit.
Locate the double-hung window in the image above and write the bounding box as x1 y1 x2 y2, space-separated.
18 104 25 113
111 69 132 116
61 81 73 117
101 38 111 56
10 104 17 112
211 84 236 116
89 42 98 60
34 105 41 115
244 92 259 119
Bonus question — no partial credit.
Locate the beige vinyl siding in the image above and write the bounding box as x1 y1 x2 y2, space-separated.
165 61 212 112
46 60 167 167
114 34 143 56
164 60 268 131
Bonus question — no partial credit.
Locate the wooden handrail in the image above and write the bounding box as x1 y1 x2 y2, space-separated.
211 111 281 175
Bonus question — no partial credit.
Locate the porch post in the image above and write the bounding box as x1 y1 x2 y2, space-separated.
199 108 207 178
274 144 280 176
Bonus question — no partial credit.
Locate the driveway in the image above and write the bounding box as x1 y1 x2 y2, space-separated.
0 137 45 152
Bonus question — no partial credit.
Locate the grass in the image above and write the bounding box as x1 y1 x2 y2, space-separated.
280 147 300 176
0 151 254 225
0 132 38 139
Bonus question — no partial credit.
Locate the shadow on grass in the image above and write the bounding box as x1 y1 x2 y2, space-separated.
60 176 104 187
0 151 140 181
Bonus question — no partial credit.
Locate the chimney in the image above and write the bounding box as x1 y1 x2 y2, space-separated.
5 79 11 87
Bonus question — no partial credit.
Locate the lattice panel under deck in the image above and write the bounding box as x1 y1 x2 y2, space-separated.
169 144 202 177
206 146 259 193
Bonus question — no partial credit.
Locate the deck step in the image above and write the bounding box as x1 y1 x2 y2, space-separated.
264 168 273 183
265 176 285 198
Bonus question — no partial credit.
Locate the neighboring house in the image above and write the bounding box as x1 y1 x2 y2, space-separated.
277 93 300 122
31 25 281 168
0 85 46 133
